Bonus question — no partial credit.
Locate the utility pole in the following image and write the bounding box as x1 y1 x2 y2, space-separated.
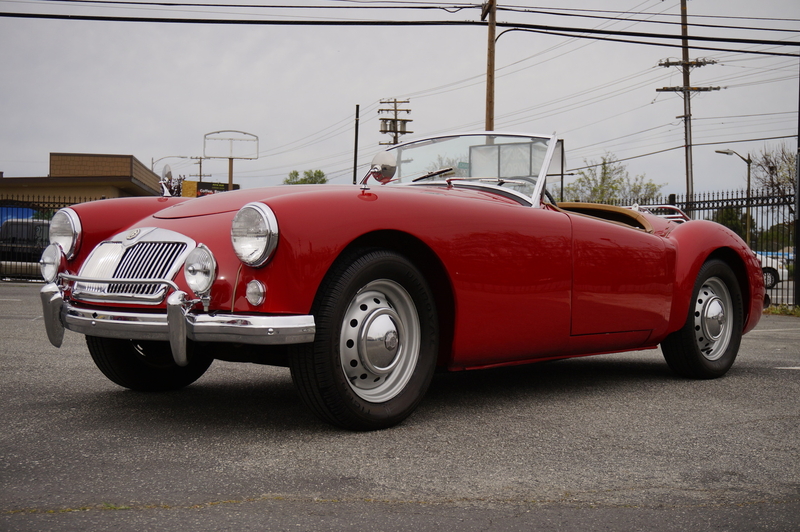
353 104 360 185
656 0 719 215
794 56 799 310
189 156 210 183
378 98 413 145
482 0 496 131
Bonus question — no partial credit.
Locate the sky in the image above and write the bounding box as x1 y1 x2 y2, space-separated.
0 0 798 198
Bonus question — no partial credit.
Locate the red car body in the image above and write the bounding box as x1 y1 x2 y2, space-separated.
39 133 765 430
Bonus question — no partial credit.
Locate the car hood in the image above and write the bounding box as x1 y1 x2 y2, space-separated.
152 187 310 219
153 183 528 220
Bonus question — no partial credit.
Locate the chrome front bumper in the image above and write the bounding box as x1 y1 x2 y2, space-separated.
40 283 315 367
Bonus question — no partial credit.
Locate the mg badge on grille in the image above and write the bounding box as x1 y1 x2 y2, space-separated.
126 229 140 240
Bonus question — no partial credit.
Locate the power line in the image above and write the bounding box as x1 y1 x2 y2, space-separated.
499 5 800 24
495 25 799 57
25 1 800 25
695 111 798 121
1 10 798 55
567 135 797 172
499 6 800 34
15 0 474 8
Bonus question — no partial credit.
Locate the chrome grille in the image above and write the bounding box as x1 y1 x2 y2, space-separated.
72 227 195 304
108 242 186 296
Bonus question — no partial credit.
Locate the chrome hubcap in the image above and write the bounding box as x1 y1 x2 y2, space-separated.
360 309 404 374
693 277 733 361
340 279 420 403
701 296 726 340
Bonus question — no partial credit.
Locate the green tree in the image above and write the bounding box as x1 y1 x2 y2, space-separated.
564 153 663 203
711 207 757 245
284 169 327 185
754 222 793 253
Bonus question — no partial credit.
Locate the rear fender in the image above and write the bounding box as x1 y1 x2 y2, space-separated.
667 220 763 335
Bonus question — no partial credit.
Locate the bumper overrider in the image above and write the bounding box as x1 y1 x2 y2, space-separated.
40 279 315 367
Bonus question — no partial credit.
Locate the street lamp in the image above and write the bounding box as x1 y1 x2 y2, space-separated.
715 149 752 247
151 155 188 171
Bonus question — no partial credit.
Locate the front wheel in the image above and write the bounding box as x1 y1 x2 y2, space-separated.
661 260 743 379
290 250 438 430
86 336 213 391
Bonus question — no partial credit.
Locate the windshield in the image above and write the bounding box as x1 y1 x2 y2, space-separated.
383 134 558 201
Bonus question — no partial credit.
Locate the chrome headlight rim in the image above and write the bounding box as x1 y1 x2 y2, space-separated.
49 208 82 260
183 243 217 296
231 202 279 268
39 243 65 283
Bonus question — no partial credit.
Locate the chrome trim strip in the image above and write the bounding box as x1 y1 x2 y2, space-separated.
61 274 181 305
61 273 180 291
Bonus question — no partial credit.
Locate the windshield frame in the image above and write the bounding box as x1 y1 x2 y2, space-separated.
382 132 559 208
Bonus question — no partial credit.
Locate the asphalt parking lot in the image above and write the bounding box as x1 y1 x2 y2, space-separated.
2 281 799 531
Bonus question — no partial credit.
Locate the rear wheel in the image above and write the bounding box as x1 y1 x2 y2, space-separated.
661 260 743 379
86 336 212 391
290 250 438 430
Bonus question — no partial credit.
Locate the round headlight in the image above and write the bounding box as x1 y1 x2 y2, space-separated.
49 208 81 259
231 202 279 267
184 244 216 296
40 243 64 283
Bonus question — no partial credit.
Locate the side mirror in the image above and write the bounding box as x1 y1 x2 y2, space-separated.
368 150 397 184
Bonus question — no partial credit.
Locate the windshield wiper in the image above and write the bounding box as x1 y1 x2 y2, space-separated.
411 167 454 182
441 177 533 187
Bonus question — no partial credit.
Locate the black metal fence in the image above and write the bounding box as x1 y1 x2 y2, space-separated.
1 192 797 307
1 195 94 279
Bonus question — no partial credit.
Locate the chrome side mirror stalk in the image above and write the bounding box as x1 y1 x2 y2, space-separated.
361 150 397 185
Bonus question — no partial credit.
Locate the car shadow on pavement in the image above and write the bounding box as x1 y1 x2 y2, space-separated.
424 350 677 407
61 350 681 433
67 365 336 434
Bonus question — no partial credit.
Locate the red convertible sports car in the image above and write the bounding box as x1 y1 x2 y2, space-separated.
39 132 765 430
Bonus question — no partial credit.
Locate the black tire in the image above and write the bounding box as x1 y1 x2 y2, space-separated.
289 250 438 431
86 336 212 391
762 267 778 289
661 259 743 379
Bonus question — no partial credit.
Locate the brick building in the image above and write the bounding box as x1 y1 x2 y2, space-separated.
0 153 161 199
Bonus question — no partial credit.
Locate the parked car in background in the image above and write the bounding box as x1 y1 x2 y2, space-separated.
756 253 789 289
0 218 50 279
38 132 765 430
0 218 50 262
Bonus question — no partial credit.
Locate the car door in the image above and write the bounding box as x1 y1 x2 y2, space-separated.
568 212 672 338
444 205 574 368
